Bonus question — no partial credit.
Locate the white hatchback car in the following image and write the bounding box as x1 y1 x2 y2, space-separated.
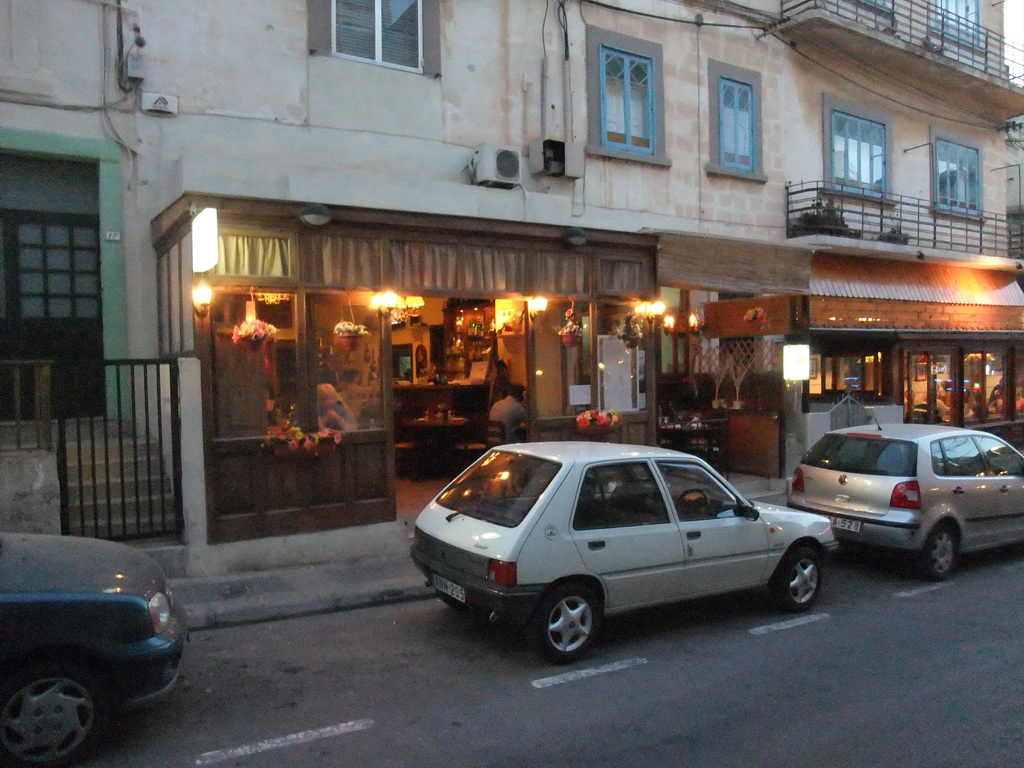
411 442 836 663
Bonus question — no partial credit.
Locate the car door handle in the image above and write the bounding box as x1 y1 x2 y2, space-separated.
952 486 965 495
588 540 605 550
686 531 701 540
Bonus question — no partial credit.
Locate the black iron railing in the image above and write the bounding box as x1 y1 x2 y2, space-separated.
54 359 183 542
0 360 52 451
780 0 1024 88
786 181 1019 257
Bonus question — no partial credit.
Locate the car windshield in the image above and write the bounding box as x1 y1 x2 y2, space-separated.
435 450 561 528
802 434 916 477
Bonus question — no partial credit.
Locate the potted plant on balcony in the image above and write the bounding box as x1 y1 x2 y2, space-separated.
878 226 910 245
789 199 858 238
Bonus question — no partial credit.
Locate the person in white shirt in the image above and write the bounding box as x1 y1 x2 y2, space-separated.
489 383 527 442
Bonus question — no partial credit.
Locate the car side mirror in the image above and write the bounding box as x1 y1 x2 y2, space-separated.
738 503 759 521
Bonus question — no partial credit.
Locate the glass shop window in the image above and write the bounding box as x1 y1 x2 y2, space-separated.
535 300 592 417
307 293 383 432
598 302 645 413
906 352 953 424
211 292 297 439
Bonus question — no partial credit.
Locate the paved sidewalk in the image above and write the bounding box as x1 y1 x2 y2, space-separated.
171 553 434 631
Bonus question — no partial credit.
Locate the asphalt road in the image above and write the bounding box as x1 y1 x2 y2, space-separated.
83 545 1024 768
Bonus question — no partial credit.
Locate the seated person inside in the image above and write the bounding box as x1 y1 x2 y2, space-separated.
317 383 353 431
489 383 527 442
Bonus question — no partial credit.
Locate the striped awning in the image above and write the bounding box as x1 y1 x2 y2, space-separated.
811 254 1024 306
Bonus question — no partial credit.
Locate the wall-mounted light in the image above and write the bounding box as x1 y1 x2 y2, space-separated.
783 344 811 381
298 202 332 226
192 279 212 317
687 311 705 335
634 300 665 327
371 291 400 316
562 227 587 247
663 314 677 334
191 207 219 272
527 296 548 317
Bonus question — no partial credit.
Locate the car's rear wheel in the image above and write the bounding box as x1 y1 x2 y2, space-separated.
769 545 822 612
531 582 602 664
0 662 110 768
917 523 958 581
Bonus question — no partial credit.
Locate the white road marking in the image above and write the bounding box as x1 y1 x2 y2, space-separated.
893 583 947 598
532 657 647 689
195 719 374 765
748 612 830 636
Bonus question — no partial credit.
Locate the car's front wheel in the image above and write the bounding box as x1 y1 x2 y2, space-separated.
531 582 603 664
0 662 110 768
917 523 958 581
769 545 822 612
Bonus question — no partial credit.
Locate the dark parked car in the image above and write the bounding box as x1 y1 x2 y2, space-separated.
0 533 187 767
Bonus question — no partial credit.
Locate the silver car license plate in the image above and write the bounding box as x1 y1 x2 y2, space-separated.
831 516 861 533
432 573 466 603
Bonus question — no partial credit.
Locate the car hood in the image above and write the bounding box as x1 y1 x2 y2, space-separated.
0 533 166 597
754 502 835 542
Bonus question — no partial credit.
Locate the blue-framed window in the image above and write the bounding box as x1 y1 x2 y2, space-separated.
935 139 979 212
600 45 654 155
831 110 886 193
336 0 421 71
719 78 754 173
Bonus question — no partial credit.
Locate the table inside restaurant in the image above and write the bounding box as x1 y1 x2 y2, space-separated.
658 417 730 473
403 415 471 477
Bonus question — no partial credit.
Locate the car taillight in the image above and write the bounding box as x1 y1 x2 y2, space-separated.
890 480 921 510
791 467 805 493
488 559 518 586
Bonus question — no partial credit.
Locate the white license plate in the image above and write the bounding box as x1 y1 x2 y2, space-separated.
831 516 862 533
431 573 466 603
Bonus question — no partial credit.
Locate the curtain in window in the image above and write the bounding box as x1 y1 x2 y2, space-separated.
720 78 753 170
305 235 382 288
459 246 526 292
528 251 587 296
598 258 651 296
936 140 979 211
216 234 292 277
601 47 651 152
387 241 458 290
382 0 419 68
831 111 885 192
338 0 419 68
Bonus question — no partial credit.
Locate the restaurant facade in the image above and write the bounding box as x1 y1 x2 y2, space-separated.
154 196 661 550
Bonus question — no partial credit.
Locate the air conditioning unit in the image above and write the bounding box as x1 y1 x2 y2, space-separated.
471 144 521 188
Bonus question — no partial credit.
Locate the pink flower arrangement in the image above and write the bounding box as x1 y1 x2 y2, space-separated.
264 426 342 453
232 317 278 344
743 307 768 327
575 409 621 429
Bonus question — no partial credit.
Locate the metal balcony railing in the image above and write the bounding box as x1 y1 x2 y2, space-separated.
780 0 1024 88
786 181 1021 257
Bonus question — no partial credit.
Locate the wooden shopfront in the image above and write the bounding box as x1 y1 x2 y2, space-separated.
154 198 660 544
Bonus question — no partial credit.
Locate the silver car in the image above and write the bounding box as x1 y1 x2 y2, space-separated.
788 423 1024 579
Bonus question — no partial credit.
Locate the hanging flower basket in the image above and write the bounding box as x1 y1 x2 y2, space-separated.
233 318 278 350
558 302 583 348
333 333 362 351
617 313 643 350
560 332 583 348
333 318 369 350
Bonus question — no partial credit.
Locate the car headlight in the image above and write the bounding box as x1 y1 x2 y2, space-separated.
148 592 172 634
